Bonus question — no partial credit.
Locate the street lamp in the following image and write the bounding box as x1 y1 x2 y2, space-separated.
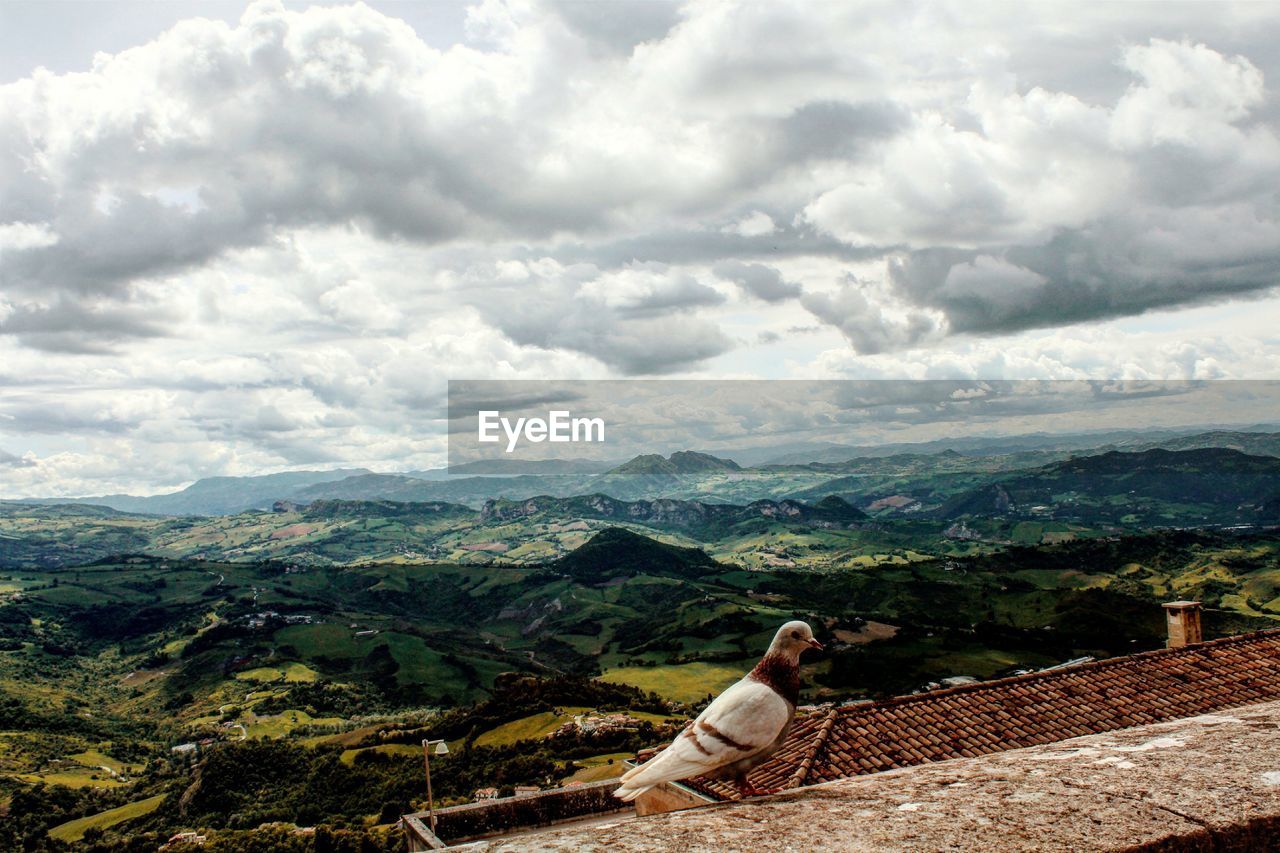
422 739 449 832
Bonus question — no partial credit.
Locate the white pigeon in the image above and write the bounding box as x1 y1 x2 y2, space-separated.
613 620 823 801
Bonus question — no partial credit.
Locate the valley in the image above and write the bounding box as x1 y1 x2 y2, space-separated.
1 432 1278 849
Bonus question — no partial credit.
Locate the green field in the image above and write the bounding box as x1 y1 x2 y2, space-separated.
65 749 141 776
12 769 127 788
600 662 748 705
473 707 593 747
339 743 422 765
233 662 320 683
46 795 167 842
242 709 345 739
562 752 632 784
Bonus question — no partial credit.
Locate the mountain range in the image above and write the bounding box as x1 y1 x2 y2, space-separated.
11 430 1280 518
5 444 1279 573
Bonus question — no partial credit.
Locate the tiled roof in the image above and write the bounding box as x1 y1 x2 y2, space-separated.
689 629 1280 801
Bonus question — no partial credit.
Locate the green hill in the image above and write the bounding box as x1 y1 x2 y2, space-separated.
805 495 868 522
581 451 742 498
551 527 722 581
605 451 740 478
937 447 1280 525
1136 430 1280 457
299 499 473 521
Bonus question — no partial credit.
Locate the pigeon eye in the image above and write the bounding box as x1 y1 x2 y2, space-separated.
791 630 801 640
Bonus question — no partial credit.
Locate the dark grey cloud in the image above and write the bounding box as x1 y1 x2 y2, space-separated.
447 385 589 421
0 296 173 353
0 398 137 435
0 448 35 468
612 266 726 316
887 211 1280 339
481 296 732 375
712 260 802 303
545 222 881 270
1 191 259 299
550 319 733 375
548 0 681 53
452 259 735 374
800 277 941 354
776 100 909 163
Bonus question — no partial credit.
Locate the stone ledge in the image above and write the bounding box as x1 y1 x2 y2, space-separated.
469 700 1280 851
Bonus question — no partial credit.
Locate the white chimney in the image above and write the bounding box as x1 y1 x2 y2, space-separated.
1163 600 1203 648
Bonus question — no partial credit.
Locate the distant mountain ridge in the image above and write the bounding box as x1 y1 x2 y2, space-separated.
15 429 1279 517
291 472 592 506
761 427 1280 465
19 469 373 516
479 492 866 531
5 446 1279 569
1129 430 1280 457
292 499 474 520
443 459 617 476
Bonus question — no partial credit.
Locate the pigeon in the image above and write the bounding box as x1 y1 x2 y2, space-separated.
614 620 823 802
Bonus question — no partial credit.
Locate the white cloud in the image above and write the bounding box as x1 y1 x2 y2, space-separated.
1110 38 1265 151
721 211 776 237
0 221 58 253
577 263 724 314
318 279 403 331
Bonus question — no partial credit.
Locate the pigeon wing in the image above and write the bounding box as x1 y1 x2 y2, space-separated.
614 677 791 801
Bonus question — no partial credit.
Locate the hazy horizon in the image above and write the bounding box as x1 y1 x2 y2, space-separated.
12 377 1280 499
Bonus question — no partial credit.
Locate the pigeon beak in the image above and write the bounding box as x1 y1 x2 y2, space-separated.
806 638 824 650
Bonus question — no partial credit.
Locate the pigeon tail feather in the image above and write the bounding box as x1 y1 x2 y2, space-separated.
612 781 653 802
613 744 712 800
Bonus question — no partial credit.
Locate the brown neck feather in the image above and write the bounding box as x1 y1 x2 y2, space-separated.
749 651 800 706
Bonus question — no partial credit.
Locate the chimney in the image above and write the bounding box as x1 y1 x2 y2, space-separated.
1163 600 1203 648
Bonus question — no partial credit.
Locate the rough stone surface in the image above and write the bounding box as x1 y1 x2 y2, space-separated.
469 701 1280 852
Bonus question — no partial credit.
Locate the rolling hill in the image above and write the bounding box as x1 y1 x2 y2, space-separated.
935 448 1280 525
2 508 1278 849
0 493 876 570
552 527 722 582
5 446 1278 572
479 493 866 531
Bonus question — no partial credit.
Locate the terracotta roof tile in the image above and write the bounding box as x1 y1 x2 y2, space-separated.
690 629 1280 801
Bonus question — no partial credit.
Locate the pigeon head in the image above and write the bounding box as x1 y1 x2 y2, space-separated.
769 620 823 660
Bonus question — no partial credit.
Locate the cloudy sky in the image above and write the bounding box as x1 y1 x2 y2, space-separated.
1 0 1279 496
